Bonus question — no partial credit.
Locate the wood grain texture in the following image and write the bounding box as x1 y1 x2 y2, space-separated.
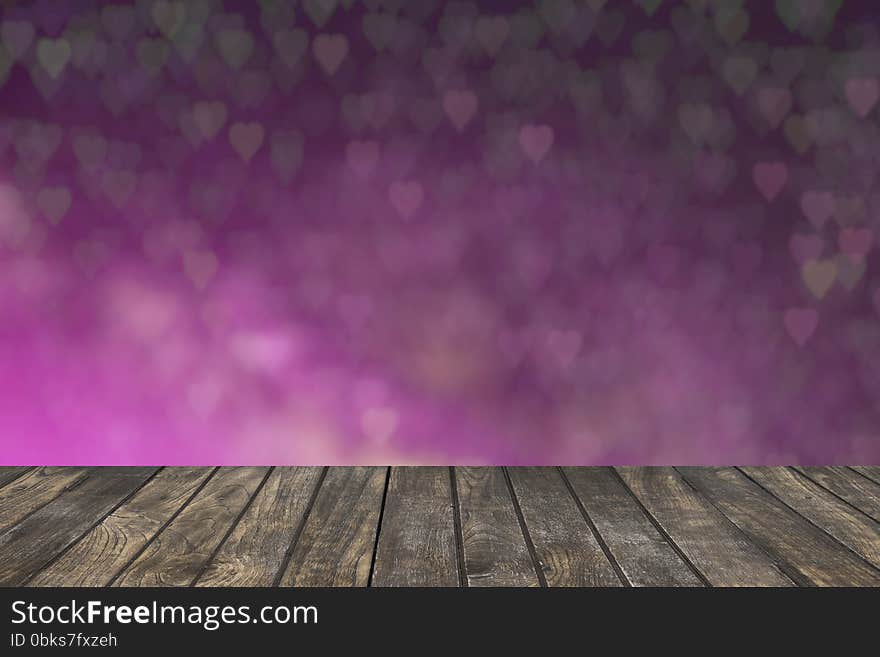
197 467 324 587
1 466 875 587
562 467 703 586
0 468 157 586
797 466 880 522
28 467 214 587
852 467 880 485
0 467 90 534
740 467 880 570
679 467 880 586
454 467 539 587
617 467 793 586
280 466 385 587
0 467 33 489
114 467 269 587
507 467 621 587
371 466 459 587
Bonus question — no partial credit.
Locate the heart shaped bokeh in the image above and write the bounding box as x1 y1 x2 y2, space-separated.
0 0 879 464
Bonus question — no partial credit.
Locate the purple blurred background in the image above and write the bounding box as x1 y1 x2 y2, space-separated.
1 0 879 464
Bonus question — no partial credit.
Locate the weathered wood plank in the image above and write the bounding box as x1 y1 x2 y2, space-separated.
114 467 269 587
280 467 385 587
0 467 90 534
507 467 621 587
740 467 880 570
28 467 215 587
679 467 880 586
4 466 876 588
617 467 792 586
797 467 880 522
0 467 33 489
562 467 703 586
852 467 880 486
0 468 157 586
453 467 539 587
197 467 325 587
371 467 459 587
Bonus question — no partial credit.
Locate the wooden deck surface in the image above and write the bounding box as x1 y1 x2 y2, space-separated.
0 466 877 587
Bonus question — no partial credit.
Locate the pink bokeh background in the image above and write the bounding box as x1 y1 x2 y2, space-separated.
1 0 879 464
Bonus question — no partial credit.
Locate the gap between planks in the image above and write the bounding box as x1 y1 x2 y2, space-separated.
735 467 880 576
9 467 880 588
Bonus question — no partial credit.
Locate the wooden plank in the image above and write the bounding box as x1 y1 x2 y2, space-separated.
562 467 703 586
852 467 880 485
453 467 539 587
280 467 385 587
0 467 33 489
0 467 90 534
740 467 880 569
371 466 459 587
28 467 215 587
507 467 621 587
797 467 880 522
197 467 325 587
114 467 269 587
0 468 157 586
617 467 792 586
679 467 880 586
